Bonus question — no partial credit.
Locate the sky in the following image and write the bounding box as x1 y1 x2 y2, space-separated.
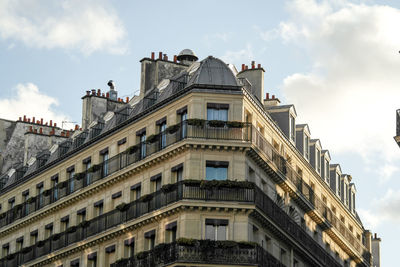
0 0 399 265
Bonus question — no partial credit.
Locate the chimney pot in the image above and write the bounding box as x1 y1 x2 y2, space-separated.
91 89 96 95
61 132 65 137
32 117 35 123
173 55 177 62
272 95 275 99
245 65 248 70
40 118 43 125
102 93 105 97
19 117 22 121
242 64 245 71
126 96 129 103
80 128 82 131
97 89 101 96
36 120 40 124
106 92 110 98
75 124 79 130
50 120 53 126
28 118 31 123
258 64 261 68
266 93 269 99
163 54 167 61
86 90 90 96
34 129 37 133
54 123 57 127
29 126 32 132
159 52 162 59
39 128 43 134
151 52 155 60
23 115 26 122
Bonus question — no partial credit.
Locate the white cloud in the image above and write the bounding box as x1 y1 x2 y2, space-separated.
221 44 255 66
359 189 400 229
0 83 69 126
0 0 127 55
270 0 400 181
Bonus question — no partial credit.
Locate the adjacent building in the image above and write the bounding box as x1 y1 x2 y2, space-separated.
0 50 379 267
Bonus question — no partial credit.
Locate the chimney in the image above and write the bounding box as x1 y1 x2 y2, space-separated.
106 92 110 98
126 97 129 103
54 122 57 127
19 117 22 121
237 61 265 102
241 64 245 71
258 64 261 69
40 118 43 125
50 120 53 127
32 117 35 124
151 52 155 60
163 54 168 61
86 90 90 96
23 115 26 122
97 89 101 96
264 92 280 107
159 52 162 59
39 128 43 134
173 55 177 63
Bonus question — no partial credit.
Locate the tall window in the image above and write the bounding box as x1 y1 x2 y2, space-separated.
37 182 44 208
22 190 29 215
61 216 69 231
136 128 146 159
100 150 109 177
45 223 53 238
325 159 330 184
77 208 86 223
8 197 15 210
67 167 75 193
2 244 9 257
105 245 116 266
151 174 162 192
171 163 183 183
165 222 177 243
124 238 135 258
87 252 97 267
16 237 23 251
52 175 59 201
30 230 38 245
205 219 228 240
181 110 187 138
206 161 228 180
94 200 104 216
130 183 141 201
304 135 310 160
144 230 156 250
207 103 228 121
289 115 295 141
316 148 321 174
83 157 91 186
156 117 167 149
336 173 341 196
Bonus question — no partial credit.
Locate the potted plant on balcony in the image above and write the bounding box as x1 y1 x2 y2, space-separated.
116 202 129 211
126 145 138 155
161 184 177 193
0 213 5 219
87 164 101 173
166 124 180 134
79 220 90 228
182 179 201 186
5 254 14 260
176 238 196 247
26 196 36 205
74 172 85 180
136 251 149 260
226 121 245 128
66 226 77 233
146 134 158 144
37 240 45 247
115 258 129 265
187 119 205 127
208 120 225 128
52 233 61 241
21 247 32 254
237 241 257 249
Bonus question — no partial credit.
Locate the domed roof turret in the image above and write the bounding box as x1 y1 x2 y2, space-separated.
177 49 198 62
187 56 240 87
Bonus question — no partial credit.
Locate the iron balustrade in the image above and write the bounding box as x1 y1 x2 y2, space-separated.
0 181 342 267
110 240 285 267
0 120 251 229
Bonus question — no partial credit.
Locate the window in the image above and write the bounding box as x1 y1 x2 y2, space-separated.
37 182 44 207
30 230 38 245
248 167 255 183
289 114 295 141
94 200 104 216
77 208 86 223
67 166 75 193
45 223 53 238
87 252 97 267
105 245 116 266
280 248 287 266
136 128 146 159
304 135 310 160
293 258 299 267
16 237 23 251
8 197 15 210
144 230 156 250
205 219 228 240
151 174 162 192
316 148 321 174
165 221 177 243
130 183 141 201
325 159 330 183
207 103 228 121
70 258 80 267
22 190 29 215
336 172 340 196
177 107 188 138
206 161 228 180
61 216 69 231
263 235 272 251
171 163 183 183
124 238 135 258
156 117 167 149
52 175 59 201
100 149 109 176
83 157 91 186
2 244 9 257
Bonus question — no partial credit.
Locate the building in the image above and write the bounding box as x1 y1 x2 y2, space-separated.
0 49 379 267
394 109 400 147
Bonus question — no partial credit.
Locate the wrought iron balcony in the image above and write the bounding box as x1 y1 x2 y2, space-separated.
0 180 341 267
0 120 251 229
110 240 284 267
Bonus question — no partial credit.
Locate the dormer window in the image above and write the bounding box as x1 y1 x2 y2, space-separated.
304 135 310 160
289 114 295 142
316 148 321 174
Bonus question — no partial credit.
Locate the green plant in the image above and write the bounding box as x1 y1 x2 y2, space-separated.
146 134 158 144
182 179 201 186
126 145 138 154
237 241 257 249
52 233 61 240
176 238 196 247
87 164 101 173
66 226 77 233
6 254 14 260
79 220 90 228
26 197 36 204
74 172 85 180
115 258 128 264
166 124 180 134
199 180 255 190
116 202 129 211
58 181 68 188
43 189 51 196
187 118 205 127
136 251 149 260
37 240 45 247
21 247 32 253
139 194 153 202
208 120 225 128
226 121 245 128
154 243 168 254
0 213 5 219
161 183 177 193
215 240 237 248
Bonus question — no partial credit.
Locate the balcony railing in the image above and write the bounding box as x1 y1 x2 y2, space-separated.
110 240 284 267
251 126 370 263
0 120 251 229
0 180 341 267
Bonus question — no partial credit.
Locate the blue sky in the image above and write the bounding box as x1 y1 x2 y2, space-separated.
1 0 399 265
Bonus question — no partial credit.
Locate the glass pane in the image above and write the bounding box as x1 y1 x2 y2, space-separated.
205 224 215 240
217 226 226 240
206 167 216 180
